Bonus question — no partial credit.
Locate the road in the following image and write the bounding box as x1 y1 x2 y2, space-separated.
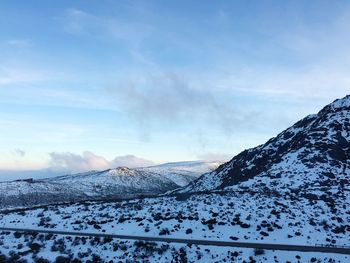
1 227 349 255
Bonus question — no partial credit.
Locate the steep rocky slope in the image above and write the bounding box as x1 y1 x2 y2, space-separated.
179 95 350 199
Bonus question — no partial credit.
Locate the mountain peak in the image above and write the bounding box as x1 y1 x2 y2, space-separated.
318 94 350 115
330 94 350 108
105 166 136 177
178 95 350 196
115 166 132 172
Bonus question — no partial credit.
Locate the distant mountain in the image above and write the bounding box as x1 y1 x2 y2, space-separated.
0 167 176 210
0 161 220 210
0 169 64 182
141 160 221 186
179 95 350 198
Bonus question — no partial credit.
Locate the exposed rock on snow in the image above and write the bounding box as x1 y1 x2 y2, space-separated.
179 95 350 197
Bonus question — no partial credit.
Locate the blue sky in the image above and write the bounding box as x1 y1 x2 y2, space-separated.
1 0 350 174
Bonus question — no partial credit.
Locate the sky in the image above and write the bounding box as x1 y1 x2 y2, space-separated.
0 0 350 178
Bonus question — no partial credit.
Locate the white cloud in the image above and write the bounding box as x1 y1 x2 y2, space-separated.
62 8 153 46
197 152 231 162
7 39 31 48
0 66 48 86
49 151 154 172
111 155 154 168
60 8 156 67
212 65 350 102
49 151 110 172
62 8 92 34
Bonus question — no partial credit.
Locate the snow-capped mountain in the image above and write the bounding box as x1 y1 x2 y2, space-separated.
140 160 221 186
179 95 350 196
0 161 219 210
0 167 177 210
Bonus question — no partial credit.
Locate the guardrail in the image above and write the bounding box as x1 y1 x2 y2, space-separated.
1 227 350 255
316 244 350 249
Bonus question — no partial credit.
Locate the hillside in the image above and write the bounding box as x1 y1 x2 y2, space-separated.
0 161 219 210
0 167 177 210
141 160 221 186
178 95 350 199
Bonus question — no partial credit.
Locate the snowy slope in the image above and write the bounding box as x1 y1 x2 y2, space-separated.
179 95 350 197
0 161 219 210
0 167 178 210
0 190 349 262
140 161 221 186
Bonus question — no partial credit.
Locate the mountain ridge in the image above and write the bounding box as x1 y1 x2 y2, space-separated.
178 95 350 195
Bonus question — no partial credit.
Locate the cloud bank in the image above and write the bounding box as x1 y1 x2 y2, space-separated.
197 152 232 162
111 155 154 168
49 151 155 173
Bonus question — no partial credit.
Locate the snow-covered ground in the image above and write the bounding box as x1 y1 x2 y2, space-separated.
1 190 349 246
1 230 348 263
0 190 349 262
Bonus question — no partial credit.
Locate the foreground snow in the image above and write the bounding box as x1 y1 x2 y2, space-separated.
1 188 349 250
0 230 348 263
2 192 348 246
